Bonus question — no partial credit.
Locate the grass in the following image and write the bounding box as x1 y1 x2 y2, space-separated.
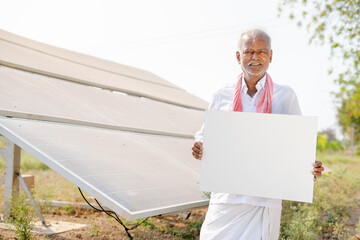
135 217 203 240
0 150 49 171
280 153 360 240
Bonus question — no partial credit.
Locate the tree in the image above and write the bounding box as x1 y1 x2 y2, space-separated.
319 127 337 142
317 130 344 152
317 133 328 152
279 0 360 144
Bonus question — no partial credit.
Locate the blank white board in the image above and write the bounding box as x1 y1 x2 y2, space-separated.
200 111 317 203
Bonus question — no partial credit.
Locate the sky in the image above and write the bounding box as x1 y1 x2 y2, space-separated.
0 0 340 133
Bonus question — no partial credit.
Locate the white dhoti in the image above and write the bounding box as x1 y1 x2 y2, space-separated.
200 203 281 240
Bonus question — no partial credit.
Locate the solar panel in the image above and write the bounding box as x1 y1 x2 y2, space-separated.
0 65 204 137
0 117 208 220
0 32 208 110
0 29 179 89
0 29 209 220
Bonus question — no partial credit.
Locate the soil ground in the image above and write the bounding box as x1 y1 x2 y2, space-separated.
0 207 208 240
0 205 359 240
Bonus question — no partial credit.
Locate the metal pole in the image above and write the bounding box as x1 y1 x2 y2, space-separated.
17 173 47 226
351 124 355 158
3 142 20 217
0 140 48 226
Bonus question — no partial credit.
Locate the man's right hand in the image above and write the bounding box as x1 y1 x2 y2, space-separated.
192 141 203 160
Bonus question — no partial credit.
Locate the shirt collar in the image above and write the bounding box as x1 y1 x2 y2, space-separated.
241 74 267 93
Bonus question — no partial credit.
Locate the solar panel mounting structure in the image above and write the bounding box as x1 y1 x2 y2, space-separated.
0 29 209 236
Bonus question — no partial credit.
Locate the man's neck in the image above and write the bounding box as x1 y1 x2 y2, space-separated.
243 73 266 97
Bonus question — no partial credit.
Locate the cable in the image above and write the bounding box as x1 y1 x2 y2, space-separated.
78 187 148 239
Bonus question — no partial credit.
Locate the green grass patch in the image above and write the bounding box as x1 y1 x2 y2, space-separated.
317 153 359 164
20 150 49 171
0 151 49 172
280 154 360 239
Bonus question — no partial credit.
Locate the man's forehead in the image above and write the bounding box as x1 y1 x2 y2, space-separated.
240 34 271 49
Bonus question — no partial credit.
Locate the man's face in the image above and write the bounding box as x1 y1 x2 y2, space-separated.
236 35 273 79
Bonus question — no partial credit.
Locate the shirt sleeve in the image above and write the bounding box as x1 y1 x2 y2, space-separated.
194 90 220 143
285 88 302 116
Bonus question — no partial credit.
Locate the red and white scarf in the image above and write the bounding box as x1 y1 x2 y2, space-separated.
232 73 273 113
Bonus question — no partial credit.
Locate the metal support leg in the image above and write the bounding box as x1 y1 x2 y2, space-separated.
3 142 20 217
351 124 355 158
17 173 47 226
0 138 47 227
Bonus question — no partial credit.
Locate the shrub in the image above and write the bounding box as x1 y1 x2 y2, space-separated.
7 193 34 240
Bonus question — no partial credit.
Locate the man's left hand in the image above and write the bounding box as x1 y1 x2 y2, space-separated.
312 161 324 182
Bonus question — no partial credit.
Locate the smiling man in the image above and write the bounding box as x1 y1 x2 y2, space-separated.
192 29 324 239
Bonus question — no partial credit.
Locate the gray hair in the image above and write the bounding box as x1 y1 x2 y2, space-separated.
238 28 272 50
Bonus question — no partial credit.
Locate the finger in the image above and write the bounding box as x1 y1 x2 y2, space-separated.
194 142 203 149
312 171 322 176
314 167 324 173
313 176 317 182
312 163 322 168
192 142 203 151
192 151 202 160
192 146 202 154
192 150 202 157
312 161 322 168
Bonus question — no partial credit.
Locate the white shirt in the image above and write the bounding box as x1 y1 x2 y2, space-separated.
195 74 301 209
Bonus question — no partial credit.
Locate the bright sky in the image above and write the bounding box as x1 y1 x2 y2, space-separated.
0 0 340 133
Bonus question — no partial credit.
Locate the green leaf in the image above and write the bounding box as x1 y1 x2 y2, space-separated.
332 43 339 48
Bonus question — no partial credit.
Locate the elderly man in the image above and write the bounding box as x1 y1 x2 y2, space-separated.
192 29 324 240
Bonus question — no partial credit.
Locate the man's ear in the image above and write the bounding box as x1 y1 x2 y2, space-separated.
269 50 273 63
236 51 241 64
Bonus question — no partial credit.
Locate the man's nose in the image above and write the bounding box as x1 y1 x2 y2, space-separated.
251 52 260 59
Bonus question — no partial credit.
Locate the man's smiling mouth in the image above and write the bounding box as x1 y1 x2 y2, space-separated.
249 62 262 66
